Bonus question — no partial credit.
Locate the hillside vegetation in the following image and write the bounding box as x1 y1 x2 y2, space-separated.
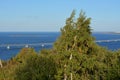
0 11 120 80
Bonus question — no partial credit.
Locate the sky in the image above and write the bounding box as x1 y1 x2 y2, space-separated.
0 0 120 32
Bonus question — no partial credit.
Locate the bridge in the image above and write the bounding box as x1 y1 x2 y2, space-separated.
0 39 120 49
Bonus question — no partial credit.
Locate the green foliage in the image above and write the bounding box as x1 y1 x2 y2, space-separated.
53 10 120 80
14 53 57 80
0 48 37 80
14 48 37 63
54 10 76 52
54 10 96 54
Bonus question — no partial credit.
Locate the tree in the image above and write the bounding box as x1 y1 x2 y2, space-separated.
54 10 96 54
54 10 98 80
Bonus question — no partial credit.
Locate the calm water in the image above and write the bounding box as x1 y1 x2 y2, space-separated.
0 32 120 60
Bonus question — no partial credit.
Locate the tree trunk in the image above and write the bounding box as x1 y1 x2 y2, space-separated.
70 73 73 80
64 73 67 80
0 59 3 68
70 53 73 80
64 64 67 80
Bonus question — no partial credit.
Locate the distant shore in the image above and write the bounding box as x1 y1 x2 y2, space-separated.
108 32 120 34
92 31 120 34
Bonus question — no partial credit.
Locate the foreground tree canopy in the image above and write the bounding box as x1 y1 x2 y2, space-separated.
0 10 120 80
54 10 97 54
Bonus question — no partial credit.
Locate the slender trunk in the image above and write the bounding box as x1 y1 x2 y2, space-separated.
0 59 3 68
64 64 67 80
70 73 73 80
64 73 67 80
70 53 73 80
72 35 77 49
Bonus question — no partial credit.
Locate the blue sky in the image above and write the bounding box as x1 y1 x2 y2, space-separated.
0 0 120 32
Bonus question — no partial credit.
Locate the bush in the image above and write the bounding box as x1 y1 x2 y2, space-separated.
14 54 57 80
